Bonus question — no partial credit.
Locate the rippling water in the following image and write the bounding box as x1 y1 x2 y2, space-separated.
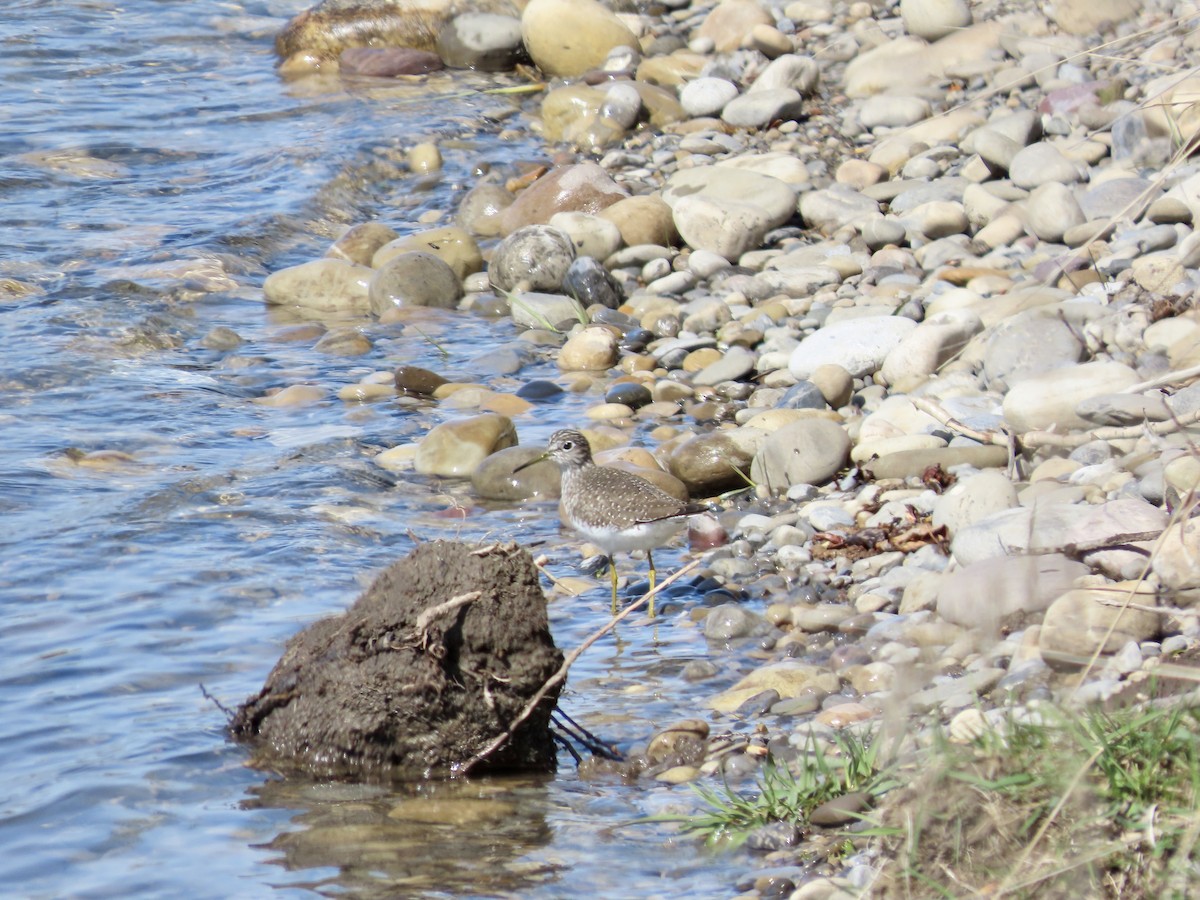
0 2 757 896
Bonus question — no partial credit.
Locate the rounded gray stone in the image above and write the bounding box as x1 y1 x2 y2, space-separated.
1009 142 1085 189
750 418 850 489
721 88 804 128
488 225 577 293
1024 182 1085 242
436 13 524 71
369 251 463 314
981 311 1083 391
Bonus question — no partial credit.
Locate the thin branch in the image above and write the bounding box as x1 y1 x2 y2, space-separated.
911 397 1200 454
1021 408 1200 448
200 683 235 722
455 557 704 775
910 397 1009 447
1122 362 1200 395
413 590 482 634
1093 596 1198 618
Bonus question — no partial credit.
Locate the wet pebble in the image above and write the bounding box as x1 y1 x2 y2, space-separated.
436 13 524 71
414 413 517 477
561 256 624 309
489 225 577 293
369 251 463 314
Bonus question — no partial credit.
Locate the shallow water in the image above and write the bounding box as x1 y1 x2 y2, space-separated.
0 2 758 896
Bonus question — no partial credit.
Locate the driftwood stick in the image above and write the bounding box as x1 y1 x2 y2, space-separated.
910 397 1010 447
912 397 1200 453
1093 596 1199 618
414 590 482 634
1021 408 1200 448
1121 362 1200 395
456 557 704 775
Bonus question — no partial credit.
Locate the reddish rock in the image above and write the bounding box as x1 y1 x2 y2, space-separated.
340 47 444 76
498 162 628 235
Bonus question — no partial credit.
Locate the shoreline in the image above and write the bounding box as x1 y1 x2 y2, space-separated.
266 0 1200 894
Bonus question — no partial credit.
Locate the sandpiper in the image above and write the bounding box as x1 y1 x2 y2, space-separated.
517 429 705 616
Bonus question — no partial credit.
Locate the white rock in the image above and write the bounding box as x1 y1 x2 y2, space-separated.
900 0 971 41
860 94 932 129
952 498 1167 577
937 554 1089 633
721 88 804 128
749 54 820 95
548 211 623 261
799 187 881 234
1153 518 1200 595
1002 361 1140 432
788 315 918 379
1023 182 1085 242
679 77 739 118
1009 142 1086 189
843 36 935 98
931 469 1018 536
879 309 982 387
1040 583 1161 665
664 168 797 260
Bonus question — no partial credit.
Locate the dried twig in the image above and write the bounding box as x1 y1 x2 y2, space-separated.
413 590 482 634
911 397 1200 455
1093 596 1198 618
1121 362 1200 395
200 683 236 722
1021 409 1200 448
456 557 704 775
910 397 1009 448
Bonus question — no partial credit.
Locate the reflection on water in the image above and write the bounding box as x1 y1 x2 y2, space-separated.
248 777 559 897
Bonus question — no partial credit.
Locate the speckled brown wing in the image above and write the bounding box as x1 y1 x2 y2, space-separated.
562 464 686 531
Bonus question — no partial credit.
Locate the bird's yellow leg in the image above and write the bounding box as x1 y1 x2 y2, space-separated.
610 557 619 616
647 550 657 618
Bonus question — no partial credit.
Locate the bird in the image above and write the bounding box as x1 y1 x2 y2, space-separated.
516 429 705 616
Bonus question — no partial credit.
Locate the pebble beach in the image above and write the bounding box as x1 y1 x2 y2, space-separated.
263 0 1200 894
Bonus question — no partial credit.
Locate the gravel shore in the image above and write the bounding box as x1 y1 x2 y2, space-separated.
265 0 1200 893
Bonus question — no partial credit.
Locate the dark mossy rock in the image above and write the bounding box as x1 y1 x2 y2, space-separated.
231 541 561 779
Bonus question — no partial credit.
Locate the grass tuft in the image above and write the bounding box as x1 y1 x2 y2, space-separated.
679 730 896 848
871 701 1200 898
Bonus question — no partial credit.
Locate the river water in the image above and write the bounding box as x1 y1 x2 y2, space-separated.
0 1 758 896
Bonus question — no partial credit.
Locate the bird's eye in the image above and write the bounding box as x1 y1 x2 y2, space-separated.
562 441 574 450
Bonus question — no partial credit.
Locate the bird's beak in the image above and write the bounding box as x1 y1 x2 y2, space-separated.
514 451 549 473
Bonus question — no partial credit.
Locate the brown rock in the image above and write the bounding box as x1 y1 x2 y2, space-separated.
668 431 756 495
394 364 448 396
326 221 399 266
339 46 443 76
646 719 709 766
599 194 678 247
276 0 519 60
